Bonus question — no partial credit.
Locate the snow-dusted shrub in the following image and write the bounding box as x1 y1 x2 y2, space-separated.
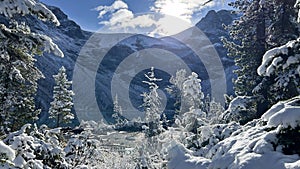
138 126 168 168
79 120 114 135
195 122 241 157
181 108 207 133
277 126 300 156
205 98 225 124
262 96 300 129
262 96 300 156
30 125 68 168
3 124 68 168
221 96 259 124
64 128 101 168
165 97 300 169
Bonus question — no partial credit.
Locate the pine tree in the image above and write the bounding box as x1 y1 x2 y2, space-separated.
141 67 163 138
222 0 298 97
182 72 204 111
112 94 124 126
0 0 63 134
207 98 224 124
266 0 299 46
256 36 300 104
166 69 188 115
222 0 268 96
0 24 43 133
141 67 162 124
49 66 74 128
180 72 206 134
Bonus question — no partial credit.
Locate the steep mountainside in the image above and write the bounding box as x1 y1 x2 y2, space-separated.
0 6 92 125
0 6 237 125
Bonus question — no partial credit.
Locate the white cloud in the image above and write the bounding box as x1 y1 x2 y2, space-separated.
95 0 227 37
150 15 191 37
95 0 129 18
151 0 216 23
107 8 134 25
95 0 159 35
100 12 192 37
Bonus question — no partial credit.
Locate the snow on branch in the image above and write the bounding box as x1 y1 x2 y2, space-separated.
0 0 60 26
295 0 300 22
257 38 300 77
32 33 64 57
262 96 300 129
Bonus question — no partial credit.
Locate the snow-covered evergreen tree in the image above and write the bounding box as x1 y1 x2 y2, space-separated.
141 67 163 136
206 98 224 124
222 0 267 96
112 94 124 126
0 0 63 134
255 38 300 104
182 72 204 111
49 66 74 128
223 0 298 97
2 124 68 168
266 0 299 46
252 0 300 104
166 69 188 114
221 96 259 124
64 128 100 168
139 67 168 168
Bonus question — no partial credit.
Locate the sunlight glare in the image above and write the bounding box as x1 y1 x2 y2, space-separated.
159 2 190 22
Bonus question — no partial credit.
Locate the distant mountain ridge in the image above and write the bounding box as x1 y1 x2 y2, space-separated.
0 6 237 125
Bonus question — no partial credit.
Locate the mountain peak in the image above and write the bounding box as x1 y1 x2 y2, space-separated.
47 6 68 21
47 6 87 39
196 10 237 34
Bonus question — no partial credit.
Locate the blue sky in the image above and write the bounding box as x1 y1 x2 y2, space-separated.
40 0 153 31
40 0 231 32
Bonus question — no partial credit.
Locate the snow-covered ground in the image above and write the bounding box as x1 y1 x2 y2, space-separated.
166 96 300 169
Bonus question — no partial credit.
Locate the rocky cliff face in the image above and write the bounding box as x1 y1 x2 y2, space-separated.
0 6 237 125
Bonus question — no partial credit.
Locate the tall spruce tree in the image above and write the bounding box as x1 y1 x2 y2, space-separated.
223 0 298 97
49 66 74 128
223 0 298 115
166 69 188 115
182 72 204 111
266 0 299 47
112 94 124 125
0 0 63 134
254 0 299 105
141 67 163 137
222 0 269 96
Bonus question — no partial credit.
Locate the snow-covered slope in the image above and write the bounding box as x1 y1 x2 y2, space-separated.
167 96 300 169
